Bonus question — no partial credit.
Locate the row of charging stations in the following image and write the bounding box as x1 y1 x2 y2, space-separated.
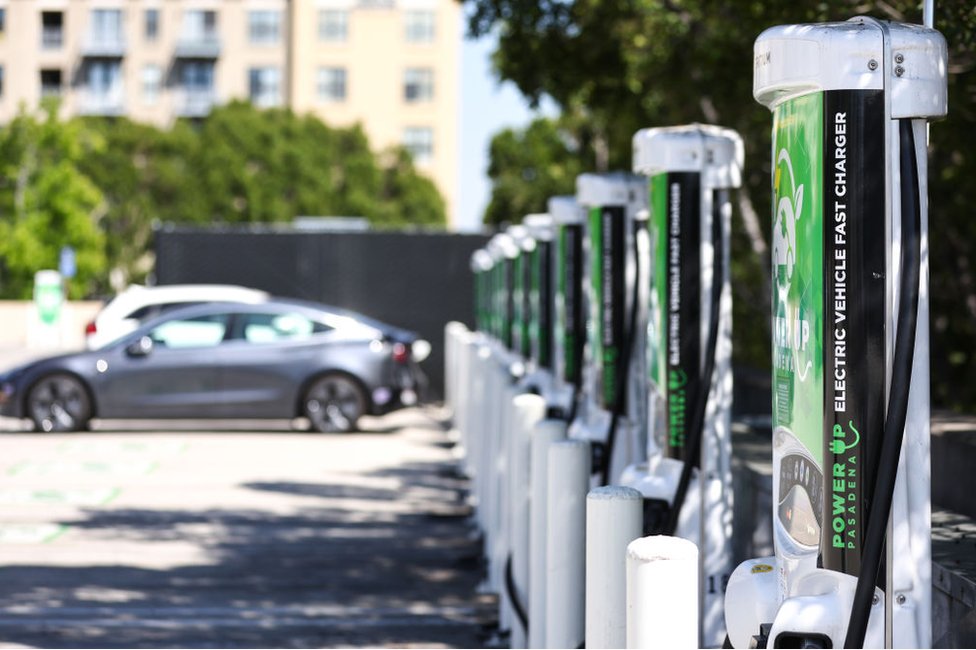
444 14 947 650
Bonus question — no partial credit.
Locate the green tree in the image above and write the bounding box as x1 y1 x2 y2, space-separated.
0 102 105 299
190 101 446 226
76 117 206 292
470 0 976 405
484 117 587 226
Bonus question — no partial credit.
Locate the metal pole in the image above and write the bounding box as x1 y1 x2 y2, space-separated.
586 486 644 649
528 419 568 649
545 439 591 648
626 536 699 649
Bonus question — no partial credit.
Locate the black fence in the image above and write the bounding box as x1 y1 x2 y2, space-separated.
154 224 490 400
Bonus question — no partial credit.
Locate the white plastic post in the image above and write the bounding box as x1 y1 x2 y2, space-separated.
586 486 644 649
508 393 547 648
528 419 567 650
545 439 591 649
626 536 699 649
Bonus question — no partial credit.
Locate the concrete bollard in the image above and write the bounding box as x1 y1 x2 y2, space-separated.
507 393 547 648
626 536 699 649
528 419 568 649
586 486 644 649
545 439 591 649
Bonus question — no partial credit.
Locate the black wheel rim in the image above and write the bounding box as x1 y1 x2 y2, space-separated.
306 377 363 432
29 376 88 432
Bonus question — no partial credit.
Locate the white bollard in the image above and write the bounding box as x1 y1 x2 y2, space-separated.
626 536 699 649
507 393 547 648
545 439 591 649
586 486 644 649
528 419 567 650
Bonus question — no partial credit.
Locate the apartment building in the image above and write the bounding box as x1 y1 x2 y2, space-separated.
0 0 460 225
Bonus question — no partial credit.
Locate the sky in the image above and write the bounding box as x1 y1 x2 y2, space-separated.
456 22 556 233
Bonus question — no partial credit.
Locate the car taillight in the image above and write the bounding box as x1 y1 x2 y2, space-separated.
392 342 409 364
85 321 97 336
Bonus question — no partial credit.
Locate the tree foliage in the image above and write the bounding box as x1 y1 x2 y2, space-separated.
0 101 106 299
470 0 976 408
0 101 447 297
484 117 587 225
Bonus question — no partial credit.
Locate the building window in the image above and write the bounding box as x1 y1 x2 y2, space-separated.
0 8 6 35
318 9 347 43
41 12 64 49
249 67 281 108
316 67 346 102
248 10 281 45
402 127 433 165
182 61 214 93
403 67 433 103
90 9 123 45
182 10 217 42
40 69 62 97
145 9 159 41
404 10 434 43
142 64 162 105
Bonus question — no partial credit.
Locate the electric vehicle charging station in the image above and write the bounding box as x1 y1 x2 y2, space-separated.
518 215 558 399
725 18 947 649
624 124 743 648
569 173 649 487
548 196 586 422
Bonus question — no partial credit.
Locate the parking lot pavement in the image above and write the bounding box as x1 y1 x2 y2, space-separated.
0 408 495 648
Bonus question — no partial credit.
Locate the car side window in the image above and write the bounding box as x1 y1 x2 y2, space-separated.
149 314 230 349
238 312 332 343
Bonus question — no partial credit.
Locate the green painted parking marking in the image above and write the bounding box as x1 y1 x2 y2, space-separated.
6 460 158 477
0 487 121 506
58 440 189 455
0 523 68 544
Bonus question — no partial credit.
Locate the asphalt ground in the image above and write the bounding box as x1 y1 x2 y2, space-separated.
0 405 495 648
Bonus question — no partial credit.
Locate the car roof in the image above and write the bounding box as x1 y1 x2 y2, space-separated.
98 284 270 317
125 299 417 342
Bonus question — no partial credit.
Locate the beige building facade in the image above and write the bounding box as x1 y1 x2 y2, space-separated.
0 0 459 225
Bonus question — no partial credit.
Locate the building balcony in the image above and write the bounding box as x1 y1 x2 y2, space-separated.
175 90 216 117
76 90 125 116
80 35 126 58
174 35 221 59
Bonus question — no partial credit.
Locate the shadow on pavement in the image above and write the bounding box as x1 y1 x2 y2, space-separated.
0 443 494 647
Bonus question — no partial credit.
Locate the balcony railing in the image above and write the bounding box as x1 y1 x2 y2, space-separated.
174 34 220 58
175 89 216 117
41 27 64 49
80 34 126 57
76 90 125 116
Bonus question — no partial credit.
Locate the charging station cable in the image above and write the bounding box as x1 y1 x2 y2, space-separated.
844 119 922 649
599 218 646 486
663 191 725 535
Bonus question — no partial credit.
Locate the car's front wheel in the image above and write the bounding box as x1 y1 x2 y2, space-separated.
303 374 367 433
27 374 92 433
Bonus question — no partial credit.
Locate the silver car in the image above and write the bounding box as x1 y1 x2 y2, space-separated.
0 300 426 433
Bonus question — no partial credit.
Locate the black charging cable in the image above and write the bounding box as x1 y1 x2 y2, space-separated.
663 192 725 536
599 219 645 486
843 119 922 649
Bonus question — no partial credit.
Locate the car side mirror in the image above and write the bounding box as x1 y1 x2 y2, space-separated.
126 336 154 357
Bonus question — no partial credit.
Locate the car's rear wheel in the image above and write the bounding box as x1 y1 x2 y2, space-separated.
303 374 367 433
27 374 92 433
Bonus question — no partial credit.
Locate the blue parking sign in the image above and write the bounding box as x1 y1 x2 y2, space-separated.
59 246 76 279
